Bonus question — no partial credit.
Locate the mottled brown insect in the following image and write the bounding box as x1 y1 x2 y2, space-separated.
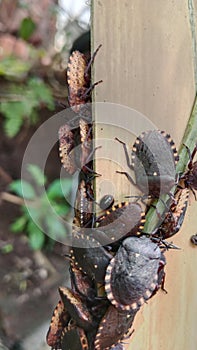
61 323 89 350
70 232 112 284
73 179 94 228
59 123 76 174
59 286 94 331
46 300 70 349
153 187 189 239
94 304 138 350
182 144 197 198
96 201 146 246
67 45 102 112
59 119 94 175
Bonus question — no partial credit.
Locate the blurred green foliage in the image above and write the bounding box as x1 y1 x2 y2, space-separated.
0 77 54 137
19 17 36 40
9 164 72 250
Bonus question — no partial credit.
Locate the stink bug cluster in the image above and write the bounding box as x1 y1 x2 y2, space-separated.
47 46 197 350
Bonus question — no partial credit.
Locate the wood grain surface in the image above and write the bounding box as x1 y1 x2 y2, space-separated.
92 1 197 349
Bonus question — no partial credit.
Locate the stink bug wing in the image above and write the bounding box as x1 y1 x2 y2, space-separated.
105 236 162 310
132 130 179 197
61 324 89 350
70 232 112 283
97 202 145 244
94 305 138 350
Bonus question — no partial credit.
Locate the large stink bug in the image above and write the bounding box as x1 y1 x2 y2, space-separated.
94 304 138 350
67 45 102 112
116 130 179 198
105 236 165 310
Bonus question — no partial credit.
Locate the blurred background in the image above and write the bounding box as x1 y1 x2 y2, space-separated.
0 1 90 349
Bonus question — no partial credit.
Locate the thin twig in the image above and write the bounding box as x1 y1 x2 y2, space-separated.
0 192 25 205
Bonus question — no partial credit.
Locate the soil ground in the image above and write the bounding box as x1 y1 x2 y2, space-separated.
0 111 70 349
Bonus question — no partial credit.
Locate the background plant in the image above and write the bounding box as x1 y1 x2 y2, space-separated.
9 164 72 250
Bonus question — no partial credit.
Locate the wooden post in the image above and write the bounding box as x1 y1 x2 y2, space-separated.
92 1 197 350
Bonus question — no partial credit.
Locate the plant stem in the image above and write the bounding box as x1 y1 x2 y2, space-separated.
144 94 197 234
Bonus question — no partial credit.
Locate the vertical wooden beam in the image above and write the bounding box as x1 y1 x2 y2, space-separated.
92 1 197 350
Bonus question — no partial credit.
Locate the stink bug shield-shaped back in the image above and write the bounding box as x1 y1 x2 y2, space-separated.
94 304 138 350
131 130 179 197
96 202 146 246
117 130 179 198
105 236 165 310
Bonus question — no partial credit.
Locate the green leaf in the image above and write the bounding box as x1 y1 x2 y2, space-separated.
1 101 31 137
19 17 36 40
52 202 71 216
47 216 67 240
3 113 24 137
0 57 31 79
27 164 47 186
10 216 27 232
47 179 73 199
1 244 13 254
27 221 45 250
28 78 54 110
9 180 36 199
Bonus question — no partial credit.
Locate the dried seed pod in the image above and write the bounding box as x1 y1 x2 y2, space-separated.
59 286 94 331
131 130 179 198
94 304 138 350
46 300 70 349
105 236 165 310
